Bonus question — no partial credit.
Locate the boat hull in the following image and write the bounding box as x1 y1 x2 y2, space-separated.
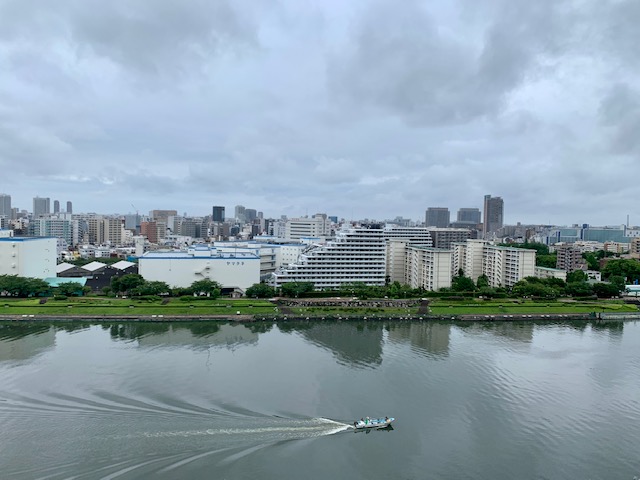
354 417 394 430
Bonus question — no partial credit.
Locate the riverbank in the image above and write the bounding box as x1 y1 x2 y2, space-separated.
0 296 637 322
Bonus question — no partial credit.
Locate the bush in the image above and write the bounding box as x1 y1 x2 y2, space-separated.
53 295 68 301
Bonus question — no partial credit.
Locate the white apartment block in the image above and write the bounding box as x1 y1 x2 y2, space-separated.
534 266 567 282
483 245 536 288
139 245 260 291
452 239 489 282
405 246 452 291
283 214 331 241
270 226 386 289
0 237 57 279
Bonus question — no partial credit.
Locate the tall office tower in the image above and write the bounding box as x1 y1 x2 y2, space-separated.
483 195 504 238
0 194 11 218
66 201 73 214
425 207 450 228
212 206 225 222
33 197 51 217
53 200 60 213
234 205 246 222
245 208 257 222
457 208 481 224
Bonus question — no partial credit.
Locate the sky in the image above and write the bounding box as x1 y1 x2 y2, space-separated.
0 0 638 226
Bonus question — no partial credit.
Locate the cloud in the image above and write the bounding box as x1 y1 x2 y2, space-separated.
327 0 564 126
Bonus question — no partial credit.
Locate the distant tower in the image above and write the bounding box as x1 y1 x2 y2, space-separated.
0 194 11 218
53 200 60 213
66 201 73 214
425 207 450 228
483 195 504 238
212 206 225 222
33 197 50 217
457 208 481 224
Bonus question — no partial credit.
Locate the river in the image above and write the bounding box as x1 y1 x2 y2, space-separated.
1 320 639 479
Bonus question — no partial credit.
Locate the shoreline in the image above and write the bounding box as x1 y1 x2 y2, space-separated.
1 312 639 322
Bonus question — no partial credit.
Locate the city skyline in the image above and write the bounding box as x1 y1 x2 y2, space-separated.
0 1 638 225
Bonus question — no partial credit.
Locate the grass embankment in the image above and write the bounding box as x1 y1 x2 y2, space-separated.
428 299 637 315
0 297 637 319
0 297 277 316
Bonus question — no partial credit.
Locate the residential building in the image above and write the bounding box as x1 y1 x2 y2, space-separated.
140 221 158 244
534 267 567 282
29 216 80 246
483 195 504 238
426 227 471 249
270 226 387 289
150 210 177 224
0 237 57 279
555 244 587 272
33 197 50 218
631 238 640 258
425 207 450 228
452 239 489 281
139 245 260 291
53 200 60 213
405 246 452 291
66 201 73 214
482 245 535 288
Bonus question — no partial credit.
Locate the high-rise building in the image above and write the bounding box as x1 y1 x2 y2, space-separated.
425 207 450 228
33 197 50 217
53 200 60 213
245 208 257 222
212 206 225 222
235 205 246 222
140 221 158 244
457 208 481 224
0 194 11 218
66 201 73 214
483 195 504 238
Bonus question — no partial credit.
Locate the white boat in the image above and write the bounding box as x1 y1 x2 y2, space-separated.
353 417 394 430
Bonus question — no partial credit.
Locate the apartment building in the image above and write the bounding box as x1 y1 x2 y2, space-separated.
483 245 535 288
426 228 471 249
283 214 331 241
555 244 587 272
270 226 386 289
29 216 80 246
405 246 452 291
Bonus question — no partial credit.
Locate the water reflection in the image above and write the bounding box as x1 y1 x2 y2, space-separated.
386 322 451 358
108 322 260 350
0 323 56 362
282 321 384 368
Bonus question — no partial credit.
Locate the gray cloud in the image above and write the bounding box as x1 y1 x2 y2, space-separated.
0 0 638 225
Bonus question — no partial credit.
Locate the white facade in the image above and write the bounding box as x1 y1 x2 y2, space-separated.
0 237 57 279
386 239 409 284
284 215 330 241
483 245 536 288
534 267 567 281
139 246 260 291
270 227 386 289
452 239 489 282
406 246 452 291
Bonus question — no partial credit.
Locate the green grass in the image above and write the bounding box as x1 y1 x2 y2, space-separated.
428 299 637 315
0 297 277 316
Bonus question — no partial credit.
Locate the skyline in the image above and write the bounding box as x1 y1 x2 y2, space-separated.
1 1 638 225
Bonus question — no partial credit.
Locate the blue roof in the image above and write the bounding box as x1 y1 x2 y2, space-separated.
0 237 56 242
45 278 88 287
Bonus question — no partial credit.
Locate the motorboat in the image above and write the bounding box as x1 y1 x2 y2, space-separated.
353 417 394 430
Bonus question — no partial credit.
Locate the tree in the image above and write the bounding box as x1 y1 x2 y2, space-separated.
132 281 171 296
565 281 594 297
246 283 276 298
0 275 50 297
592 282 622 298
189 279 222 298
536 254 557 268
602 259 640 284
451 275 476 292
476 275 489 289
55 282 85 297
566 270 588 283
112 274 146 294
280 282 314 298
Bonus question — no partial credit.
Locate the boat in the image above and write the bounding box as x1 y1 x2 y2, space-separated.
353 417 394 430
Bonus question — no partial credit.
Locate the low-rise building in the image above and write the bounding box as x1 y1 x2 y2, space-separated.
139 245 260 291
0 237 56 279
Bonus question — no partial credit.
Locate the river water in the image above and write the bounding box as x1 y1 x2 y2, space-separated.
0 320 639 480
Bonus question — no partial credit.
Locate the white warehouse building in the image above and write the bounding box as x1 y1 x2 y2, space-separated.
0 237 57 279
138 245 260 291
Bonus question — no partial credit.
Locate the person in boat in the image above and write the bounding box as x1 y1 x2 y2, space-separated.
385 416 389 422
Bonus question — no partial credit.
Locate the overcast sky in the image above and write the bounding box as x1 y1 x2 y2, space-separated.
0 0 638 225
